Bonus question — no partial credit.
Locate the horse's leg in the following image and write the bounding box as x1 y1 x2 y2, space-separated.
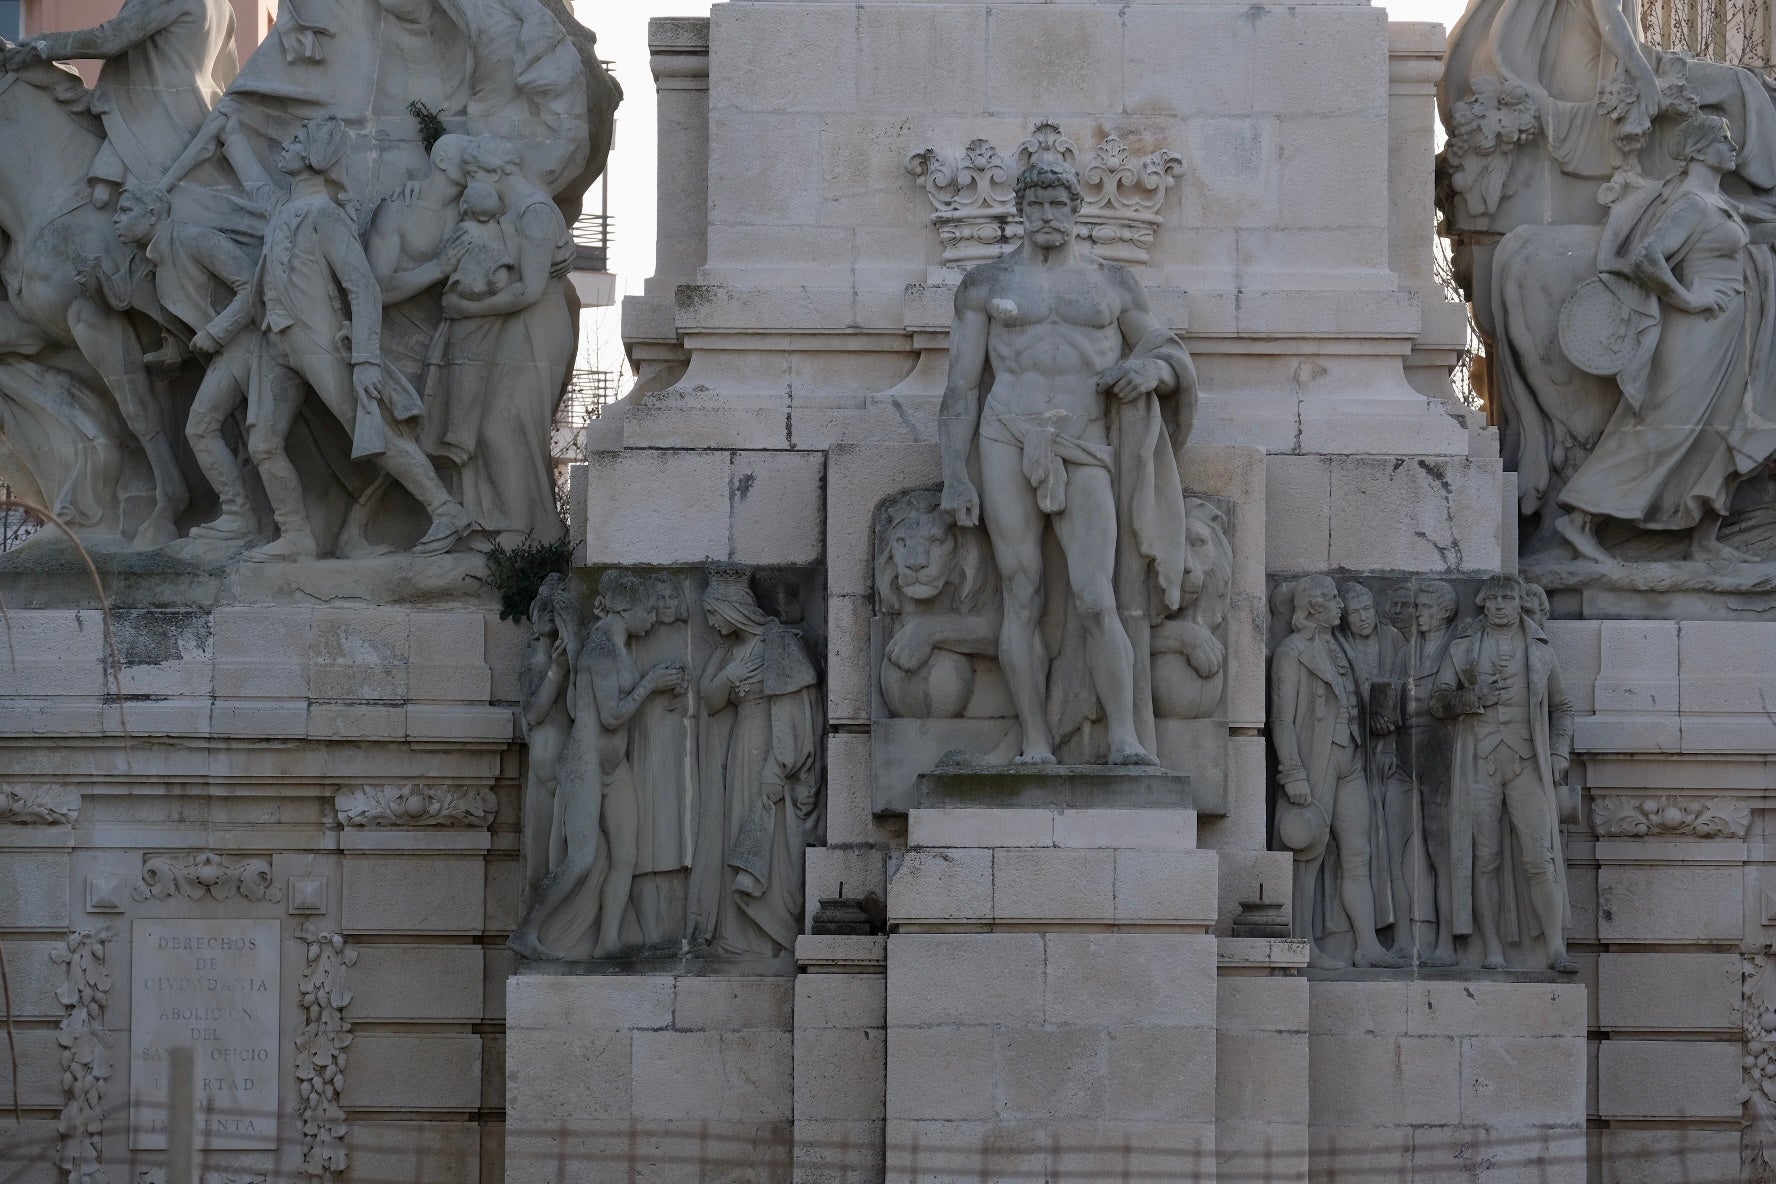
66 295 188 547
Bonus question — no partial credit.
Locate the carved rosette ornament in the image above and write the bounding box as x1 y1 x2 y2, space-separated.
334 784 498 828
294 924 356 1184
1746 946 1776 1182
54 927 113 1184
907 121 1184 266
0 782 80 824
1591 794 1751 838
133 853 283 903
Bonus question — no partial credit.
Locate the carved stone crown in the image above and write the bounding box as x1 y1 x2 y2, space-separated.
906 121 1185 267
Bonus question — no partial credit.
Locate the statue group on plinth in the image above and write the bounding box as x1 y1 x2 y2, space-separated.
0 0 618 560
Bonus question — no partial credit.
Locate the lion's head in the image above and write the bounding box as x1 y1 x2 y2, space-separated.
1175 497 1232 628
874 488 994 616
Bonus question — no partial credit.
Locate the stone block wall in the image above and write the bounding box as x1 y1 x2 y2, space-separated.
0 602 522 1184
505 975 795 1184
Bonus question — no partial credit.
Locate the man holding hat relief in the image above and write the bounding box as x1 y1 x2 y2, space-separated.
1271 575 1405 970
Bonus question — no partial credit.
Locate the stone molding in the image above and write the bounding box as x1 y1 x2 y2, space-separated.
906 121 1184 267
1747 946 1776 1182
140 1171 267 1184
1591 794 1751 839
55 926 114 1184
133 853 284 903
294 924 355 1184
333 784 497 829
0 782 79 825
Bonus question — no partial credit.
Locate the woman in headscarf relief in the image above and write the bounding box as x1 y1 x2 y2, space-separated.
697 566 822 958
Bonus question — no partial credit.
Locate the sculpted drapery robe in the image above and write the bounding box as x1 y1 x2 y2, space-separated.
33 0 237 188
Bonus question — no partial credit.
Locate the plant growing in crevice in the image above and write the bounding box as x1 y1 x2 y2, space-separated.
407 101 445 155
484 531 572 622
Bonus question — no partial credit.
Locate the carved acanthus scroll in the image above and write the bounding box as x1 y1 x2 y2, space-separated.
133 853 282 903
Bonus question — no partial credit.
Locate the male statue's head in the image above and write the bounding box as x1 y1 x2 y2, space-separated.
1476 575 1524 630
463 137 525 198
1339 582 1376 639
1414 580 1458 636
112 185 170 247
278 116 348 179
1014 158 1082 251
1292 574 1342 635
1386 584 1415 635
596 569 657 636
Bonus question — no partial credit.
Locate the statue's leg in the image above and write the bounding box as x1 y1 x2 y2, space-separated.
595 766 640 958
67 296 188 548
244 344 320 562
185 353 260 542
1331 749 1406 968
1470 761 1507 969
1051 466 1149 765
510 776 605 961
977 438 1055 764
1504 765 1578 972
287 335 472 555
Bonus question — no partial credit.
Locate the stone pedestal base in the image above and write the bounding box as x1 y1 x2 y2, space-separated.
1307 980 1587 1183
884 805 1219 1182
504 972 795 1184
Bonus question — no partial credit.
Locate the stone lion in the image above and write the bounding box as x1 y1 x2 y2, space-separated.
1151 497 1233 719
873 487 1000 718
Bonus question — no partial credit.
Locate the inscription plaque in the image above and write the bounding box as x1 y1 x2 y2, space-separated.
130 920 280 1150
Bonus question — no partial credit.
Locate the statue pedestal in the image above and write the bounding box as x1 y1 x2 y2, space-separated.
884 802 1231 1180
1305 980 1587 1182
913 766 1193 812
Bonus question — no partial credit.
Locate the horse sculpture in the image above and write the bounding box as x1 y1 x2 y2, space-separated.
0 49 187 546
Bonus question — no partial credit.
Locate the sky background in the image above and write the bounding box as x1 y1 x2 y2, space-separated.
568 0 1472 376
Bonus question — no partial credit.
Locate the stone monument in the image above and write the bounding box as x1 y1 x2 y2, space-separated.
13 0 1772 1169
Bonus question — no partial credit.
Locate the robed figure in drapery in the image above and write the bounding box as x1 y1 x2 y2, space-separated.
694 566 822 958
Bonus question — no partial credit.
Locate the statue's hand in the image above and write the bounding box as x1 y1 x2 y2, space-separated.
940 476 980 528
352 361 382 402
1097 358 1164 403
190 328 222 357
1552 754 1571 782
1281 775 1311 807
2 42 44 71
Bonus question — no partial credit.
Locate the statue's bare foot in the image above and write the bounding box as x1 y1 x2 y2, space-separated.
1109 742 1160 767
1548 952 1580 974
1553 513 1614 565
1386 942 1411 962
1308 949 1346 971
506 931 552 961
1354 946 1408 969
1419 947 1458 968
1691 536 1760 564
132 505 183 550
1480 953 1508 971
1012 748 1058 766
242 532 318 564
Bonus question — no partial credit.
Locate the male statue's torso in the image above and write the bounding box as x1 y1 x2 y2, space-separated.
979 257 1130 442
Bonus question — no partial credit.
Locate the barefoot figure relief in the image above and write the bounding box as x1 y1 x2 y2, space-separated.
510 565 824 963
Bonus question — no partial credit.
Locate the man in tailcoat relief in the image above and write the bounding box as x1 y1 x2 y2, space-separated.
1271 575 1405 970
1431 575 1579 973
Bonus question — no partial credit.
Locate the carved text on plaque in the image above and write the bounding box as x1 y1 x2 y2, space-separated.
129 920 279 1150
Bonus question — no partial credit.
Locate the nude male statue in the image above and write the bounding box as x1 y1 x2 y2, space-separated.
939 154 1197 766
